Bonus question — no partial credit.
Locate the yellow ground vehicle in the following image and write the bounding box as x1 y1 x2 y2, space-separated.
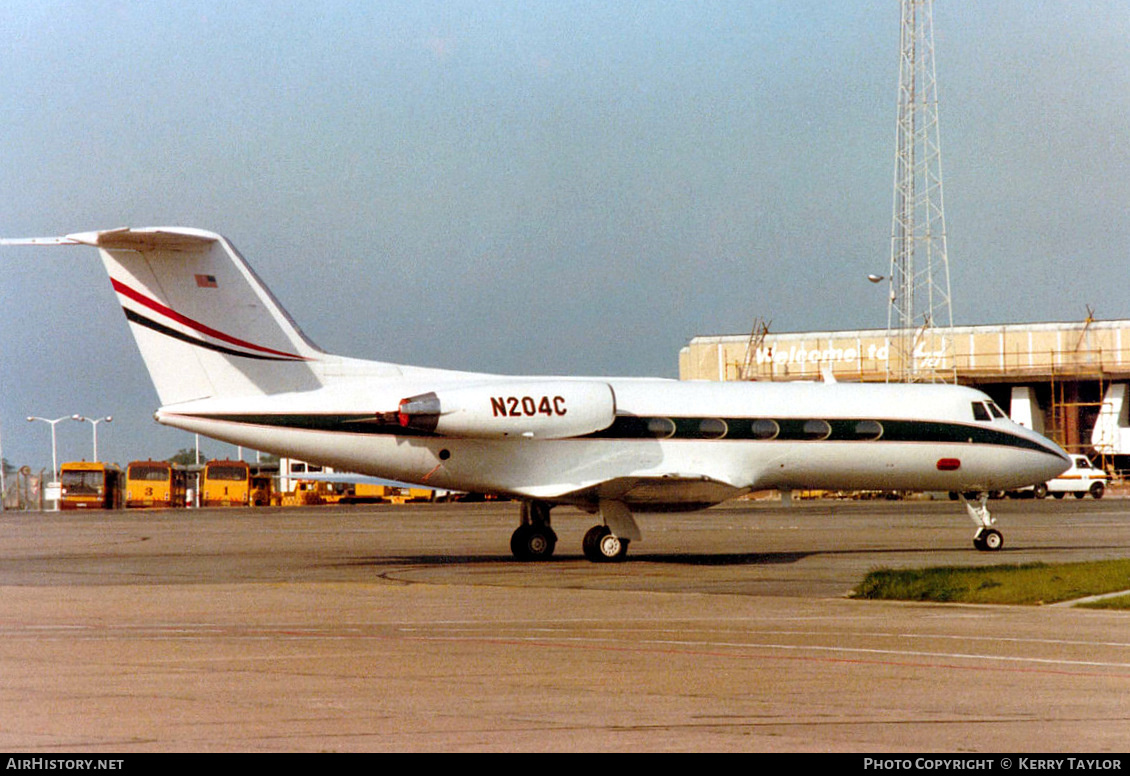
202 460 252 506
277 480 436 505
125 460 187 508
384 485 434 504
278 479 345 506
338 482 394 504
340 483 435 504
201 460 272 506
59 462 123 510
250 471 273 506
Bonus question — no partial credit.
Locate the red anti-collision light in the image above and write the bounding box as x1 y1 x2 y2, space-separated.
936 458 961 471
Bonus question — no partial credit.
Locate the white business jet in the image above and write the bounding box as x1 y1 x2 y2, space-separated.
3 228 1069 560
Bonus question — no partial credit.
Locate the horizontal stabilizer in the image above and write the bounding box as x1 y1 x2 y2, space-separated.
1 227 218 251
0 236 83 246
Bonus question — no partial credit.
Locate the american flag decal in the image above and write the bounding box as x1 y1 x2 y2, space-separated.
195 274 218 288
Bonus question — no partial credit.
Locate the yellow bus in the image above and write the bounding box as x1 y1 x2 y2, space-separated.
125 460 187 508
60 461 123 510
202 460 250 506
201 460 272 507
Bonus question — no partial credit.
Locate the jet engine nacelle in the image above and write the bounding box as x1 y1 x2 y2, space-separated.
397 380 616 439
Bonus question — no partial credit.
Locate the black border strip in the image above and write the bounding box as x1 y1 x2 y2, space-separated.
124 308 301 362
167 412 1064 456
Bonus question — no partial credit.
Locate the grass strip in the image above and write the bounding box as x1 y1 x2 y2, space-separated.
852 559 1130 605
1076 593 1130 610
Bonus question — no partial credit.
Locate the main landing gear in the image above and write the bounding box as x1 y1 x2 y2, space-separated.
960 492 1004 552
510 499 641 562
510 501 557 561
581 524 628 562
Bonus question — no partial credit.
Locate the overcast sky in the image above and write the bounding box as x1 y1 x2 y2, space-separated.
2 1 1129 470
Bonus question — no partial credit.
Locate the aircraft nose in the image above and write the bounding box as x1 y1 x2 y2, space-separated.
1036 441 1072 480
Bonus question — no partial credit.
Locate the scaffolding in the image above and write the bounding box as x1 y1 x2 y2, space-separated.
1045 345 1118 475
736 318 771 381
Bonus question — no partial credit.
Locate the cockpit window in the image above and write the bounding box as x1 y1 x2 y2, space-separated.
972 402 991 422
987 401 1006 419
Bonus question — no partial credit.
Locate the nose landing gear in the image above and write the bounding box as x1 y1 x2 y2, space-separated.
973 527 1004 551
962 492 1004 552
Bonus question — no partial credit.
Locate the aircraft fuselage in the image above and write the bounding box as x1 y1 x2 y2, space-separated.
156 373 1069 510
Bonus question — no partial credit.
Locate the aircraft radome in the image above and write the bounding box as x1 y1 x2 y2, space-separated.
2 228 1070 560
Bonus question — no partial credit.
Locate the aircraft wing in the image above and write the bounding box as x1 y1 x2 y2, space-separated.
285 471 414 487
520 474 745 510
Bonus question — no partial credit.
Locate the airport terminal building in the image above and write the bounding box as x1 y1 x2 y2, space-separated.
679 319 1130 468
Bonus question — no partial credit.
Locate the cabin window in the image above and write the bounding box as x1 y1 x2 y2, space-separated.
207 465 248 481
801 419 832 441
61 470 103 494
750 419 779 440
851 419 884 440
129 464 170 481
646 417 676 439
972 402 992 422
695 418 728 439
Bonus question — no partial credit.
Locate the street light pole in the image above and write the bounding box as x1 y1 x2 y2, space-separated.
27 415 69 510
72 415 112 461
27 416 68 480
0 418 6 510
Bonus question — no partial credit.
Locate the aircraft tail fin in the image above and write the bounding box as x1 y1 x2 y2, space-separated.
4 228 324 405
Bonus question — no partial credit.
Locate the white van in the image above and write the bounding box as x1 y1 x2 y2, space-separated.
1032 454 1108 499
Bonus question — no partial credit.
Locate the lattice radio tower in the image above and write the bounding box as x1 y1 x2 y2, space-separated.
886 0 955 383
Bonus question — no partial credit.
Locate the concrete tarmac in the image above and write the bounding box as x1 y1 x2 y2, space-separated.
2 498 1129 752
